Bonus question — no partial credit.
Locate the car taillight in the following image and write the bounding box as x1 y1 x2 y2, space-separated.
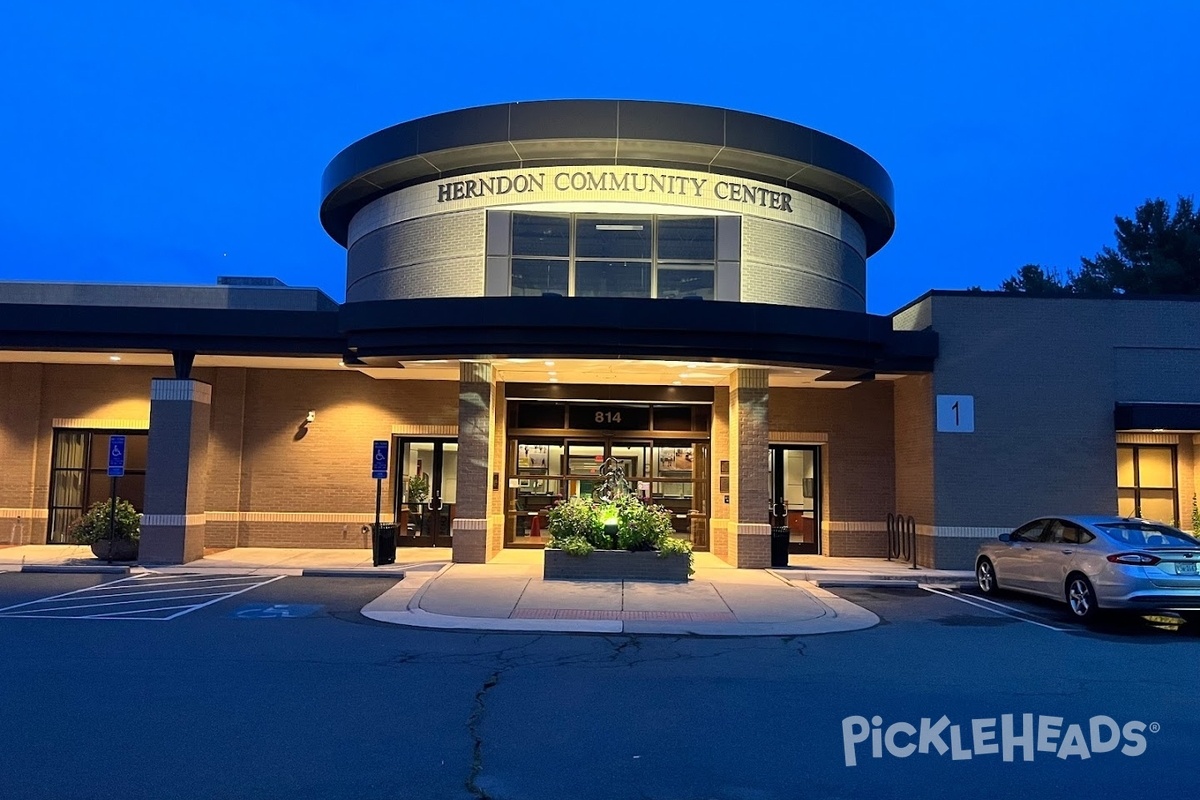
1107 552 1161 566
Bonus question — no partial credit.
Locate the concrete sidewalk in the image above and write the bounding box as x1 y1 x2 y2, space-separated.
361 551 882 636
0 544 982 636
778 554 975 589
0 544 447 577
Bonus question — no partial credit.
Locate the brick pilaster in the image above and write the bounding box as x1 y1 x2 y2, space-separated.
140 379 211 564
453 362 493 563
729 368 770 567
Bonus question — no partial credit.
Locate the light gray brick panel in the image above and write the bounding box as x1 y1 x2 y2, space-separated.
345 210 485 301
1114 348 1200 402
927 296 1200 531
741 217 866 311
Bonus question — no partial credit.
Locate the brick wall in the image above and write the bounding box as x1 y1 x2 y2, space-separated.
741 216 866 311
770 382 896 558
914 294 1200 568
233 368 458 548
345 210 486 301
893 374 935 527
0 363 45 543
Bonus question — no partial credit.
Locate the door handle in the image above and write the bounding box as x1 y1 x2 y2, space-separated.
1060 549 1074 555
1023 546 1033 551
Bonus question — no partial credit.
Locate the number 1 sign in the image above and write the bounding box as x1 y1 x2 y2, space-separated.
936 395 975 433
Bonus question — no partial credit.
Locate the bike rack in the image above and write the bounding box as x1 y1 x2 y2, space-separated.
886 513 919 570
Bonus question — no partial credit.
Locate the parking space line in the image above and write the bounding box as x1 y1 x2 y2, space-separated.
0 574 285 620
920 585 1069 632
163 578 285 619
46 580 270 602
2 590 252 615
83 603 210 619
90 575 269 590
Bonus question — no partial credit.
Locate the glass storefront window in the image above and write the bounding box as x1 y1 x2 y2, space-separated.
657 216 715 261
503 435 710 548
656 267 714 300
511 258 569 296
1116 444 1178 525
506 213 718 300
512 213 570 256
47 429 148 544
575 261 651 299
575 218 652 260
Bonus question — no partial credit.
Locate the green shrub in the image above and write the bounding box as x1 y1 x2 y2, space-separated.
556 536 595 557
656 535 695 574
547 493 690 572
613 497 674 551
547 496 608 549
69 498 140 545
656 536 692 557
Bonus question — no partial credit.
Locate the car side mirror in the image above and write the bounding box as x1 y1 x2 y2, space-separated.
998 533 1012 543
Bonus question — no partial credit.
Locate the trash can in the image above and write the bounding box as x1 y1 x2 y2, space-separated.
770 526 790 567
373 523 398 566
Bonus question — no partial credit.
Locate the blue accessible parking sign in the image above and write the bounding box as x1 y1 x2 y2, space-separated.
107 435 126 477
371 439 389 479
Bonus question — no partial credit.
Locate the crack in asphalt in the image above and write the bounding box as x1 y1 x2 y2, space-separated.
466 670 501 800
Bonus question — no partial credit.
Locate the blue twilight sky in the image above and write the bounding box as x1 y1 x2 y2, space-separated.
2 1 1198 314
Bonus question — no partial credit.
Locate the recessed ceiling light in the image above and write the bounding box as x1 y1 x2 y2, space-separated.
672 381 682 385
338 360 345 367
549 378 559 383
548 371 557 376
109 356 121 362
544 361 555 366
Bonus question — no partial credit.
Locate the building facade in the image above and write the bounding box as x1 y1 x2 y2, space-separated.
2 101 1197 569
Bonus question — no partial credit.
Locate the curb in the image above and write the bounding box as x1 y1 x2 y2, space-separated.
357 564 883 637
19 564 131 575
811 578 921 589
809 578 977 590
301 568 407 579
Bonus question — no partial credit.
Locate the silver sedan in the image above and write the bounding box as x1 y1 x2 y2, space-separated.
975 515 1200 621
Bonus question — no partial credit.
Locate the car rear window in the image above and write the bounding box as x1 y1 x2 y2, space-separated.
1097 522 1200 548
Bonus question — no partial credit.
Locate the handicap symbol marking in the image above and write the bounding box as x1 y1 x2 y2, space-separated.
231 603 323 619
107 435 126 477
371 439 389 479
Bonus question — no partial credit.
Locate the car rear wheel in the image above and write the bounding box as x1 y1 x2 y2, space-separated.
1066 574 1099 621
976 558 998 595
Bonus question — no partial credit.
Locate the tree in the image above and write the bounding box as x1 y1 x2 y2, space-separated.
1072 197 1200 295
998 264 1071 295
998 196 1200 296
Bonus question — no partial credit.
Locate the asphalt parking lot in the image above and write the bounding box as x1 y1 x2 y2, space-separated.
0 571 1196 800
834 581 1200 638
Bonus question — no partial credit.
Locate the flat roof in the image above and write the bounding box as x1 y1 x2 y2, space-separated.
320 100 896 254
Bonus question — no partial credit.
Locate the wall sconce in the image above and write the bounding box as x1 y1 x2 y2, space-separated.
295 410 316 441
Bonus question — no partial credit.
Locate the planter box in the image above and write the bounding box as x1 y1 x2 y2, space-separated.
544 548 690 582
90 539 139 562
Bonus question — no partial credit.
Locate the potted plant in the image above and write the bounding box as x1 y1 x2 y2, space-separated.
68 497 140 561
406 473 430 510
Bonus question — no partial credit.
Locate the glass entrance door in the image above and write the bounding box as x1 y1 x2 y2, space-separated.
396 439 457 547
769 445 821 554
504 436 710 550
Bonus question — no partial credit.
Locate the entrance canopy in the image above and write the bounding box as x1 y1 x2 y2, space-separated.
1115 402 1200 431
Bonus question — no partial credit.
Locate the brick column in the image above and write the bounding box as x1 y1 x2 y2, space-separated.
452 362 495 563
0 364 44 545
140 379 211 564
729 368 770 567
